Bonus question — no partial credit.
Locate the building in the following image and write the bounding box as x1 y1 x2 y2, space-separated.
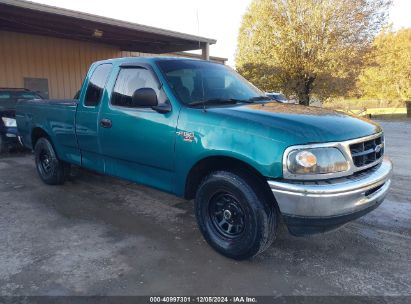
0 0 226 99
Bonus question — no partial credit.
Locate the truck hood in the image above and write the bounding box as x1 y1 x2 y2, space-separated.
206 102 382 144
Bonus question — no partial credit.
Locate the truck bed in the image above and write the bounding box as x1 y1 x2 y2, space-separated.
16 99 81 165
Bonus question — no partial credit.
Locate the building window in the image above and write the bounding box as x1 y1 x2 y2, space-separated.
24 77 49 99
84 64 112 107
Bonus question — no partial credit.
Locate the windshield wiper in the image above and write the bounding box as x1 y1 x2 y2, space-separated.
188 98 252 107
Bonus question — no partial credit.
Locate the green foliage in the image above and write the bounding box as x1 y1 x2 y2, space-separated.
357 28 411 102
236 0 391 105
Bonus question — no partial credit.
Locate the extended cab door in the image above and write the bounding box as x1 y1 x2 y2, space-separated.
98 64 178 192
76 63 113 172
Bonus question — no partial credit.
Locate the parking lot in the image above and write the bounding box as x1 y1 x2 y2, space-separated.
0 120 410 296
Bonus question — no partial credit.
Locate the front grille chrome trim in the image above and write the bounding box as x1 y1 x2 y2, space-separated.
350 135 384 167
282 132 384 180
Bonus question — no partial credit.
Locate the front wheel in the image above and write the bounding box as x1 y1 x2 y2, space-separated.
195 171 277 260
34 137 70 185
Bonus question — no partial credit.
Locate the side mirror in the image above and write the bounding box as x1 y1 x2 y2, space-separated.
131 88 158 108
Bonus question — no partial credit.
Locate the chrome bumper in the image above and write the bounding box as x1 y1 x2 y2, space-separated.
268 158 393 219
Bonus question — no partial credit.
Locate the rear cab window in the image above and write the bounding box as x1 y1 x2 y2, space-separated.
16 93 41 100
0 91 41 108
0 92 11 99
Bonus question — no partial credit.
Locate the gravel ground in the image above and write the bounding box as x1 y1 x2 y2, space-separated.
0 120 410 297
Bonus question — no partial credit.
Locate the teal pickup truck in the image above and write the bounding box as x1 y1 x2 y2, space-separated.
16 57 393 259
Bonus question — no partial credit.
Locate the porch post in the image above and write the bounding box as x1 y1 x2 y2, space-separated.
201 42 210 60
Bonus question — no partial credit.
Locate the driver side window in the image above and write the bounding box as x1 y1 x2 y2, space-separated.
111 67 166 107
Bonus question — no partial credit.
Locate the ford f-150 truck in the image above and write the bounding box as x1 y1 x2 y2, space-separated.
16 57 393 259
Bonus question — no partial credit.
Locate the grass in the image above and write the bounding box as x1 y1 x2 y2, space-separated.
324 98 407 110
342 107 407 115
323 98 409 117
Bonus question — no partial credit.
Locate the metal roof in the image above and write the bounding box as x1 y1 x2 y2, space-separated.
0 0 217 53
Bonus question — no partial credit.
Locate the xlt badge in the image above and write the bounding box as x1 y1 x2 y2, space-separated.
176 131 195 142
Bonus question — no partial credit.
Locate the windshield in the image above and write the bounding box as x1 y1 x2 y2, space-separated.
0 91 41 109
156 59 267 106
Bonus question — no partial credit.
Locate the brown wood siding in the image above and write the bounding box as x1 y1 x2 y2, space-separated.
0 31 121 98
0 31 225 99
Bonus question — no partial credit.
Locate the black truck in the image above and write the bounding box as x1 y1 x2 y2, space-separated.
0 88 42 153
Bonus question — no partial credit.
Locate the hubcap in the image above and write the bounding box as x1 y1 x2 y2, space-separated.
39 149 53 175
223 209 232 220
209 192 245 238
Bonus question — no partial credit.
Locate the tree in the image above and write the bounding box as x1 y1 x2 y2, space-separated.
236 0 391 105
357 28 411 102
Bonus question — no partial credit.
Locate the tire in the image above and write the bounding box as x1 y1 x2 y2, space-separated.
195 171 277 260
34 137 70 185
0 135 9 154
0 135 8 154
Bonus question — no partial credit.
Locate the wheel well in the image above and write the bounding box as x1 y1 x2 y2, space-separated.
31 127 50 149
184 156 274 201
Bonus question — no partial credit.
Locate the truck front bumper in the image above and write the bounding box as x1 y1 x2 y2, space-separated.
268 158 393 235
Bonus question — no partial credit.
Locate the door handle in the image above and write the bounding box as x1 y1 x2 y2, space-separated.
100 118 112 128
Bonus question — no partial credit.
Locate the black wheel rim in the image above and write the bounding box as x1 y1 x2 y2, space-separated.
38 148 53 175
209 192 245 239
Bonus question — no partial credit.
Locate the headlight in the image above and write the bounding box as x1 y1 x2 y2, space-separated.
1 117 17 127
287 147 349 175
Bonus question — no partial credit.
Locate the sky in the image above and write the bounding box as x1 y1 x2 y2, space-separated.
30 0 411 67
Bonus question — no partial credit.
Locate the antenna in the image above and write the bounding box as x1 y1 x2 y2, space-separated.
196 6 206 112
196 8 201 50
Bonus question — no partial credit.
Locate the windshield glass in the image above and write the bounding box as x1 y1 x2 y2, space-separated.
0 91 41 109
156 59 267 105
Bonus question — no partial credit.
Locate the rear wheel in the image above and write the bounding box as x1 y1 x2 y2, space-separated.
195 171 277 260
34 137 70 185
0 135 9 154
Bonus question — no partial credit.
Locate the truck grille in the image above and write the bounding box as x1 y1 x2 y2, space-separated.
349 135 384 167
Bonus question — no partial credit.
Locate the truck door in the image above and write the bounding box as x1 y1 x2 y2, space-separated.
76 63 112 172
98 64 178 192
